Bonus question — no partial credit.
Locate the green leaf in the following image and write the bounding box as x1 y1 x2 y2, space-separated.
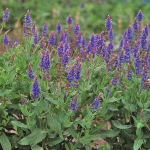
80 134 101 144
0 89 12 97
65 143 70 150
68 126 77 139
112 120 132 129
46 97 59 105
84 144 91 150
93 129 120 138
19 128 46 145
31 144 43 150
144 134 150 138
133 138 143 150
107 97 120 103
0 132 11 150
11 121 29 129
0 77 6 85
47 113 61 133
108 104 118 111
49 137 63 146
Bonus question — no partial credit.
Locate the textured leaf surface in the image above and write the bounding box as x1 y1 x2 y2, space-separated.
49 137 63 146
112 120 132 129
11 121 29 129
31 144 43 150
19 128 46 145
47 113 61 132
80 135 101 144
133 138 143 150
0 132 11 150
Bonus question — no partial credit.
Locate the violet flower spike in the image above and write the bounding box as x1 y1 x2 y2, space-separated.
75 63 81 80
81 35 86 48
56 21 62 34
32 75 40 100
3 8 9 22
42 21 48 37
108 26 114 41
73 22 80 35
48 31 55 46
12 33 18 47
126 63 132 81
3 34 9 49
34 29 38 45
105 15 112 31
27 63 34 79
127 25 133 41
31 21 36 35
92 93 102 110
144 23 149 38
133 18 138 30
25 9 32 29
134 52 141 75
66 14 72 25
69 98 77 110
43 50 51 72
137 10 143 21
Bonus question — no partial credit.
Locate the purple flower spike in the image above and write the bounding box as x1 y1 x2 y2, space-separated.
111 71 119 85
127 25 133 41
126 63 132 81
23 23 28 37
57 41 64 56
118 50 124 67
118 37 123 54
86 41 92 54
3 34 9 49
90 33 95 47
108 26 114 41
3 8 9 22
76 31 82 47
92 93 102 110
141 29 147 50
133 41 139 58
105 15 112 31
48 31 55 46
124 41 131 63
134 52 141 75
12 33 18 47
137 10 143 21
133 18 138 30
32 75 40 100
42 21 48 37
141 65 148 90
43 50 51 72
75 63 81 80
66 14 72 25
81 35 86 48
73 22 80 35
62 49 69 67
69 98 78 110
56 21 62 34
34 29 38 45
31 21 36 35
40 50 46 68
27 63 34 79
66 65 75 84
144 23 149 38
25 9 32 29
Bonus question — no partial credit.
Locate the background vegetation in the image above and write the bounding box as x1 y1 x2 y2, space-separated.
0 0 150 43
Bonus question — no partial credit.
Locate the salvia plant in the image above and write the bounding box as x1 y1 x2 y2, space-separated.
1 8 150 150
